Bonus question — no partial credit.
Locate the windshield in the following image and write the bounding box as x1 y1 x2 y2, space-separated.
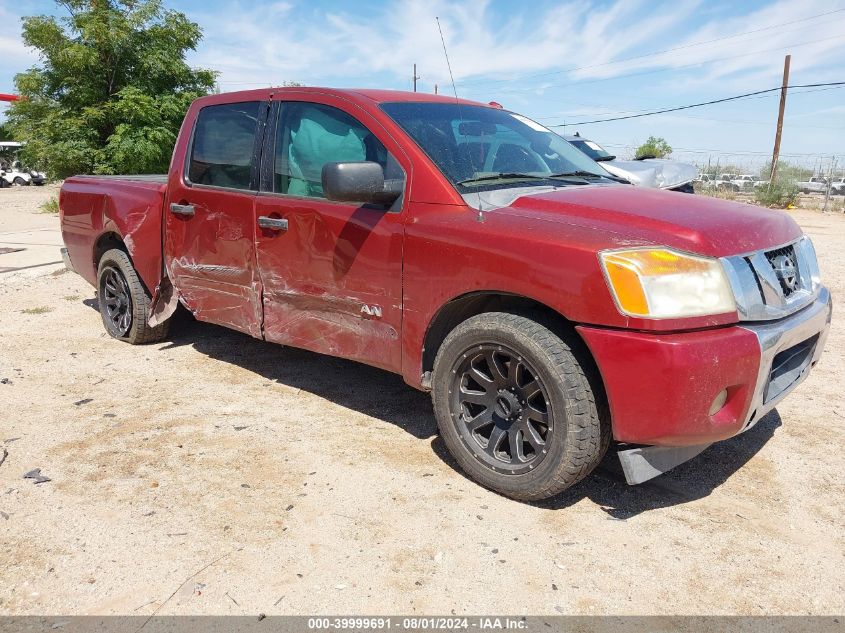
380 102 613 192
569 139 615 161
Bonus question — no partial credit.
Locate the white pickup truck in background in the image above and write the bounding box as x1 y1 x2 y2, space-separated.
797 176 829 194
828 177 845 195
731 174 767 191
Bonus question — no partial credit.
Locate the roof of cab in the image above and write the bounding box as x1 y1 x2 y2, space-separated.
192 86 486 108
338 88 483 106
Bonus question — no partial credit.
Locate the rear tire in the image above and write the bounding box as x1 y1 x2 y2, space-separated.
432 312 609 501
96 249 169 344
13 176 28 186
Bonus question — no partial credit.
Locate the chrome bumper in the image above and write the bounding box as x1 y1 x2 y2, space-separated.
60 247 75 273
619 287 832 485
738 285 832 433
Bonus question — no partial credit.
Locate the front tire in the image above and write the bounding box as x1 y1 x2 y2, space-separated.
432 312 609 501
97 249 169 344
13 176 28 186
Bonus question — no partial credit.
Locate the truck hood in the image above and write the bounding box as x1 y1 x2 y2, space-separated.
464 184 802 258
600 158 698 189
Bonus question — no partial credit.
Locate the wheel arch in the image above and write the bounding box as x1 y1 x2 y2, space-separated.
92 231 155 294
93 231 129 270
420 291 601 388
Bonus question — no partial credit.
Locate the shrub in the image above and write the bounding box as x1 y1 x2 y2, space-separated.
39 197 59 214
754 180 799 209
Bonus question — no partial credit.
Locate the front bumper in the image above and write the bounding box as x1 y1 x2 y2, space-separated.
739 286 832 431
577 286 832 449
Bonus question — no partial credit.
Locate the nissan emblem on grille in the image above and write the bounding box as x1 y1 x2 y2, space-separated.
766 246 799 296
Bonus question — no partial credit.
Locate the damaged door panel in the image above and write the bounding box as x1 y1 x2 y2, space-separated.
253 98 406 372
254 196 404 371
163 100 266 337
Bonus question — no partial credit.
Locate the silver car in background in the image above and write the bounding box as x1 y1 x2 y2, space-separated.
564 134 698 193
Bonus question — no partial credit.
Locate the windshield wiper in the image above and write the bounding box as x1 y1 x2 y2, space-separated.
457 170 628 187
549 170 629 184
456 173 547 186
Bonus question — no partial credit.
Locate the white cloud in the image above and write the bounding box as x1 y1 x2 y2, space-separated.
190 0 704 91
181 0 845 113
578 0 845 88
0 5 38 69
4 0 843 97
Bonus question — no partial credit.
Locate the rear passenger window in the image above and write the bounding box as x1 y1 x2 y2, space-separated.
188 102 260 190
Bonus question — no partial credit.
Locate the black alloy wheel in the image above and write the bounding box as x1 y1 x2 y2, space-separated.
432 312 609 500
450 344 552 475
100 266 133 337
96 248 170 344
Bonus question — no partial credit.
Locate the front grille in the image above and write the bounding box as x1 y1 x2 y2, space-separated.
722 237 819 321
765 245 800 297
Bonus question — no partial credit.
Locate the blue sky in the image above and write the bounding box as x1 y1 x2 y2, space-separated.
1 0 843 171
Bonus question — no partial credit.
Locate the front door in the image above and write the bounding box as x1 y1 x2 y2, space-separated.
164 100 266 337
254 97 408 372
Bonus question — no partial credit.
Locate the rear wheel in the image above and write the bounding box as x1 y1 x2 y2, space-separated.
97 249 169 344
432 312 609 501
13 176 28 186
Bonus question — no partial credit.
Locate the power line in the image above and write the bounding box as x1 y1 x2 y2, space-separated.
551 82 845 126
456 8 845 88
629 112 845 131
534 86 845 125
601 143 839 158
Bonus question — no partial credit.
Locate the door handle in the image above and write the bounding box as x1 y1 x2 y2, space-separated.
169 203 195 217
257 216 289 232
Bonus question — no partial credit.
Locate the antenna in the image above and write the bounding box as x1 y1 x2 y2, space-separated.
436 17 460 103
435 16 487 220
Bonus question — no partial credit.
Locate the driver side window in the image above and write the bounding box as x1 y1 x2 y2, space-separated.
274 102 402 199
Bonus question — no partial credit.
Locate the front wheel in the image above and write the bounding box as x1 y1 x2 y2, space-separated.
431 312 609 501
13 176 29 186
97 249 169 344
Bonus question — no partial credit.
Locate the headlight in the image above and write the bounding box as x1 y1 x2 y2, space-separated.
599 247 736 318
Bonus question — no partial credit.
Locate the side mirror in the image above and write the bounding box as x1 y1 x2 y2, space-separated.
321 161 401 206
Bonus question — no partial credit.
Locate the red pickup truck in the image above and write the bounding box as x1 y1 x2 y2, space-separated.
59 88 832 500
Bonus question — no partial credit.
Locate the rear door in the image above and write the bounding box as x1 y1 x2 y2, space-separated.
164 100 267 337
253 97 409 372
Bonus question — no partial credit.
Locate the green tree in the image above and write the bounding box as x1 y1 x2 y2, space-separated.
0 122 12 141
7 0 215 178
635 136 672 159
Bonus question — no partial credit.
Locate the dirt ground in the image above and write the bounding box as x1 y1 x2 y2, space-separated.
1 185 843 616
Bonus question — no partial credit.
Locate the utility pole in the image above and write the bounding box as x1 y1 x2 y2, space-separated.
434 84 438 95
769 54 791 186
413 64 420 92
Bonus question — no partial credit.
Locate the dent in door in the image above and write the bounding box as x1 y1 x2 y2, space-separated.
167 202 263 338
259 203 403 371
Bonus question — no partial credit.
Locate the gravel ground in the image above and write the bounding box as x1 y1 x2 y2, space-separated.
1 186 843 615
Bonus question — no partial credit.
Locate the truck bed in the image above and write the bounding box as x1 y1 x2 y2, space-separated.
60 175 167 292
